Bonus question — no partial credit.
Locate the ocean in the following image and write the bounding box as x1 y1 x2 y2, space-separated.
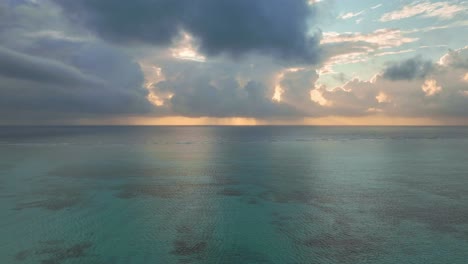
1 126 467 263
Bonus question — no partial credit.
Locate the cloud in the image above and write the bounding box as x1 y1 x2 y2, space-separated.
0 6 153 123
313 76 466 118
0 0 89 50
438 46 468 68
380 1 467 22
375 49 415 57
280 69 320 107
0 44 153 120
319 29 418 73
339 10 365 20
1 0 467 124
421 79 442 96
322 29 418 48
54 0 322 64
383 56 434 80
0 46 103 86
167 79 297 118
147 51 467 119
0 2 153 122
312 49 468 118
144 58 300 118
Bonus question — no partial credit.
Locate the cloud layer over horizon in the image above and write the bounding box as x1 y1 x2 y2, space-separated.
0 0 467 124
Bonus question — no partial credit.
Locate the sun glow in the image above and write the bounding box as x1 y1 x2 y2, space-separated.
75 115 468 126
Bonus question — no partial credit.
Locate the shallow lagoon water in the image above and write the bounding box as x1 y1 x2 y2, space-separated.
1 126 468 263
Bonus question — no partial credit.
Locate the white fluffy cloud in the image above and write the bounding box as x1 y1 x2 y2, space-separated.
312 48 468 117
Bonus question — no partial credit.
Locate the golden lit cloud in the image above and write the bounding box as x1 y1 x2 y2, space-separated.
376 92 390 103
421 79 442 96
139 63 171 106
310 89 329 106
170 32 206 62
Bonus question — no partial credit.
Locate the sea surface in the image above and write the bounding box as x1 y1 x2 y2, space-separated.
1 126 468 264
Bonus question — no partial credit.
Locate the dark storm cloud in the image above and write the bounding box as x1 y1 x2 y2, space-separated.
0 1 155 123
154 72 298 118
383 56 434 81
0 46 103 86
169 81 296 118
0 43 153 121
54 0 322 64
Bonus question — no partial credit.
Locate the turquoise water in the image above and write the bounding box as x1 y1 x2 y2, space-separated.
1 126 468 263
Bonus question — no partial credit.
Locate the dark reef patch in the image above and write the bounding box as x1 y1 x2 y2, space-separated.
0 193 16 198
171 240 207 256
15 250 30 261
268 207 384 263
170 218 216 262
15 241 92 264
269 212 296 238
14 186 83 211
247 197 258 204
15 197 79 211
216 247 272 264
380 176 468 200
378 203 468 236
303 234 372 249
0 162 14 172
217 188 243 197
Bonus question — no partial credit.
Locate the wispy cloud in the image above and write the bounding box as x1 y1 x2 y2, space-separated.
319 49 417 75
403 20 468 33
339 2 385 21
339 10 365 20
375 49 415 57
380 1 466 22
322 29 418 48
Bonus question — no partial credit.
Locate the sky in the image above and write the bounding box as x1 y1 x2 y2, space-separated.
0 0 467 125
